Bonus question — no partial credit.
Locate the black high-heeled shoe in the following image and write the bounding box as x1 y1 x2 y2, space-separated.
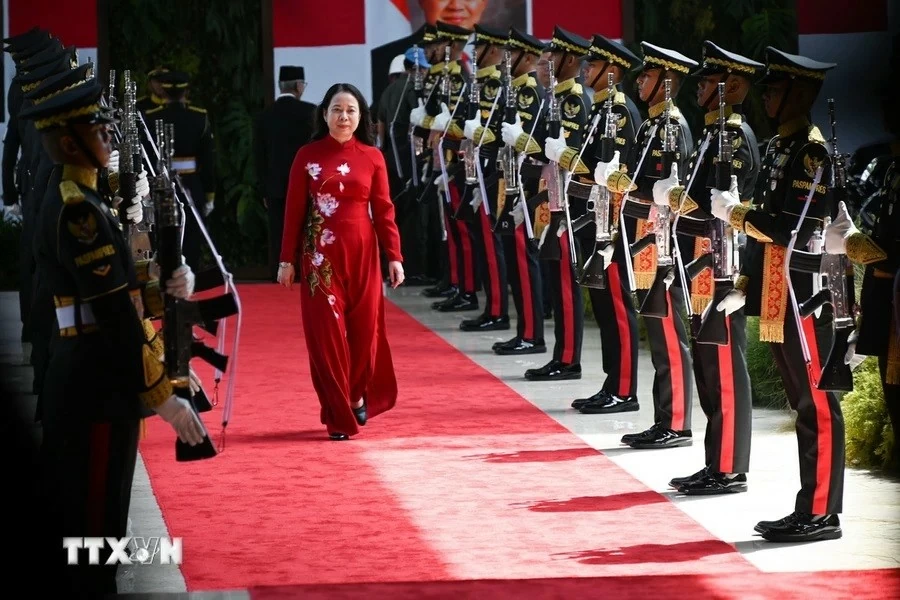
329 433 349 441
353 402 367 426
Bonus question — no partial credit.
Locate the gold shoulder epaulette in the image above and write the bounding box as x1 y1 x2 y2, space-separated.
59 180 85 205
614 91 626 105
808 125 825 144
670 105 683 120
188 105 207 114
146 105 164 115
526 76 537 88
726 112 743 128
571 82 583 97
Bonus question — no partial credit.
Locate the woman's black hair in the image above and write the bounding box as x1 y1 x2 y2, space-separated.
311 83 375 145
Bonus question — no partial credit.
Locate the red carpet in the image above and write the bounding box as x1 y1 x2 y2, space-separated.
138 284 898 596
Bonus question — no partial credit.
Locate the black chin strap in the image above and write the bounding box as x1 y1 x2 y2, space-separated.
701 74 730 111
590 63 610 90
511 50 524 74
774 79 794 123
66 124 104 171
648 71 665 108
554 52 568 79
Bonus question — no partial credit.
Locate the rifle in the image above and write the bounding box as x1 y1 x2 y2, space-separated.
789 99 855 392
577 72 618 290
537 60 577 266
637 79 678 318
694 82 741 345
152 123 217 462
117 71 154 262
460 49 480 186
407 44 426 187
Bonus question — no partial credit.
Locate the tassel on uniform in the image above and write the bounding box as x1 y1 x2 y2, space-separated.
759 321 785 344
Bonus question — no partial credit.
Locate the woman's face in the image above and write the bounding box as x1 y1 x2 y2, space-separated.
326 92 360 139
420 0 488 29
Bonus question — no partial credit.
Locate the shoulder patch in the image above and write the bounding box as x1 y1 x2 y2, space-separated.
614 91 626 106
571 83 583 97
726 112 743 128
59 180 85 205
188 105 207 114
146 105 164 114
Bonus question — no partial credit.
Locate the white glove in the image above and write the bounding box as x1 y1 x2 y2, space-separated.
154 395 206 446
594 150 621 188
844 329 858 365
710 175 740 221
135 170 150 197
652 164 679 207
663 268 675 289
599 242 615 268
544 130 566 163
410 104 426 127
203 200 214 217
431 102 451 131
501 116 523 147
717 288 746 315
511 200 525 227
108 149 119 173
189 368 202 396
165 262 195 299
824 201 858 255
463 115 481 140
433 172 448 192
125 199 143 224
470 188 483 210
2 203 22 225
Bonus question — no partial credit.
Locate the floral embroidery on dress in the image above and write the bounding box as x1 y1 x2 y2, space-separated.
316 192 339 217
320 229 335 246
306 162 322 180
337 162 351 176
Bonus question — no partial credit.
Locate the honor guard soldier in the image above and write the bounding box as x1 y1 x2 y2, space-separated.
145 70 216 272
653 41 763 493
824 166 899 467
454 23 511 332
524 26 592 382
136 65 172 114
419 21 481 313
566 34 643 413
709 47 843 542
594 42 697 447
494 27 550 355
19 79 204 595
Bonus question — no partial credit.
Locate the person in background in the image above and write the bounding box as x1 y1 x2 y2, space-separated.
254 66 316 281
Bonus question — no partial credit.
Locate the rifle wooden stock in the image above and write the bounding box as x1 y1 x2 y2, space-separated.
817 326 854 392
578 241 609 290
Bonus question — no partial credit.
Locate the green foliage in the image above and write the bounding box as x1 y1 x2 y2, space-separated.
633 0 798 139
843 356 896 470
745 316 790 408
107 0 267 269
0 219 22 291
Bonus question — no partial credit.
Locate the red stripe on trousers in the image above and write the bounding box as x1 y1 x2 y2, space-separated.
801 316 833 515
87 423 111 535
444 206 458 286
515 226 535 339
559 231 575 364
661 292 686 431
479 208 501 316
718 315 736 472
608 263 633 397
457 218 475 292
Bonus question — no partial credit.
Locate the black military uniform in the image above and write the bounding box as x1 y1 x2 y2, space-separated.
600 42 697 447
523 27 592 381
492 27 549 356
25 62 98 405
567 34 642 412
425 21 480 313
719 48 843 542
846 148 899 467
253 65 316 281
144 70 216 272
451 24 510 331
660 42 763 493
20 79 176 595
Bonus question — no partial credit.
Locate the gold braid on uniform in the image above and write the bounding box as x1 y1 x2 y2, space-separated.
142 280 165 318
472 125 496 146
844 232 888 265
607 169 636 194
666 185 699 214
139 343 172 409
107 171 120 195
514 132 541 155
734 275 750 292
558 147 589 174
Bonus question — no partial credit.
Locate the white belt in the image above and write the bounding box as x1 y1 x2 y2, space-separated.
56 304 96 328
172 159 197 171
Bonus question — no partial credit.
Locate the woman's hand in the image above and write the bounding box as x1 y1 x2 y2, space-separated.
388 261 405 288
277 262 295 289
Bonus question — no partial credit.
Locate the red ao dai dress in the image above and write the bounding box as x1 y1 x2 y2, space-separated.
281 134 404 436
